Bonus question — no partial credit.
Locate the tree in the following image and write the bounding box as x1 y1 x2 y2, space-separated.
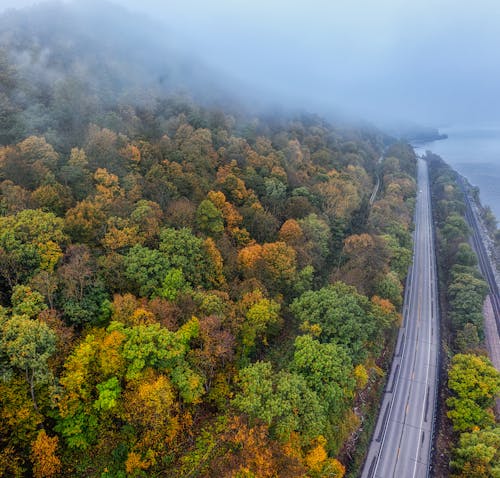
238 241 297 294
306 435 346 478
59 147 93 201
291 335 355 417
447 354 500 431
56 318 203 452
0 378 43 477
447 397 495 433
232 361 277 426
11 285 47 318
203 237 226 288
261 242 297 289
314 171 361 221
455 323 480 353
189 314 235 393
0 49 20 144
196 199 224 236
448 273 488 334
30 271 58 310
31 183 73 216
130 199 163 246
0 315 56 409
337 233 391 295
159 227 221 288
455 243 478 267
101 217 141 251
124 245 169 297
262 177 287 216
0 209 66 288
291 283 375 362
207 189 245 235
64 200 106 244
158 268 190 301
110 318 203 402
84 124 122 173
122 371 180 471
450 426 500 478
239 295 281 355
0 136 58 189
232 361 326 443
30 430 62 478
375 271 403 308
0 180 30 214
298 213 331 271
241 204 279 243
448 354 500 406
208 416 306 478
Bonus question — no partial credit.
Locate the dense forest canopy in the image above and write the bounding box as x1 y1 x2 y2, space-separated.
0 2 420 477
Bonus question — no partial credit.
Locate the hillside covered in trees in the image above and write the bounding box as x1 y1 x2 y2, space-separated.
0 3 418 477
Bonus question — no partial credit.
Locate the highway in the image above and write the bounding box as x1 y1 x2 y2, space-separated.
361 158 439 478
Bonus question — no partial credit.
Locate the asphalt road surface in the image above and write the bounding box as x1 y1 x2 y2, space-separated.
361 158 439 478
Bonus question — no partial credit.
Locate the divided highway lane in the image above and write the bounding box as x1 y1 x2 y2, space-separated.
361 158 439 478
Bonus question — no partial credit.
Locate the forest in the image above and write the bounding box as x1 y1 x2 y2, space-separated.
0 4 422 478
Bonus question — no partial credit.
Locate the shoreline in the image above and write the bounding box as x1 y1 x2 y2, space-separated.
413 130 500 221
460 174 500 280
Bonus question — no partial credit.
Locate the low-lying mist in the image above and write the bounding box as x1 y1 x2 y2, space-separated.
2 0 500 130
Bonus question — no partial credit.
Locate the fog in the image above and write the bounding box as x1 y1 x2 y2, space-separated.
2 0 500 128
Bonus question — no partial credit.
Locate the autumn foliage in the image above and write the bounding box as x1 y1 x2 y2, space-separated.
0 33 419 477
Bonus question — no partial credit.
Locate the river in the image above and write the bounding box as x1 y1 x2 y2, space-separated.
413 125 500 221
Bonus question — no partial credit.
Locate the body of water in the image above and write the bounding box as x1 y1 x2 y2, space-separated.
414 125 500 221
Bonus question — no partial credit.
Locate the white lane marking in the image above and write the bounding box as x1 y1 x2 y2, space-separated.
411 160 434 478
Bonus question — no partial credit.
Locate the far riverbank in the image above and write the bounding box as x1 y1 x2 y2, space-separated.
413 125 500 221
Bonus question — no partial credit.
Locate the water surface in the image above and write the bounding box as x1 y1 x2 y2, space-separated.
414 125 500 221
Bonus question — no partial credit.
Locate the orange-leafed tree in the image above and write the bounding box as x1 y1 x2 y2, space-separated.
30 430 61 478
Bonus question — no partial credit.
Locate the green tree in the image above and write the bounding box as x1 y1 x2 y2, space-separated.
455 323 480 353
455 243 478 267
11 285 47 318
447 397 495 433
232 361 326 442
93 376 121 411
109 318 203 402
158 268 190 301
447 354 500 432
0 209 66 288
448 354 500 407
160 227 209 287
298 213 331 271
448 273 488 334
291 335 355 416
240 297 281 355
124 245 169 297
0 315 56 409
291 283 375 362
375 271 403 308
450 426 500 478
196 199 224 236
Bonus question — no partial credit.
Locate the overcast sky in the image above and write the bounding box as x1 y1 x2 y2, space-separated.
2 0 500 127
